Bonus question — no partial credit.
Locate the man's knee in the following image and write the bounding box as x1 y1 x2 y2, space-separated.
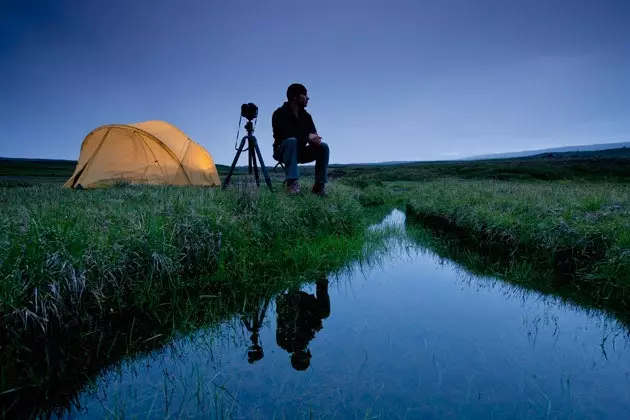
275 137 298 162
284 137 298 149
319 141 329 156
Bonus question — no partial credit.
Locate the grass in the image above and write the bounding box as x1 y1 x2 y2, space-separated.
2 151 630 418
404 178 630 307
0 177 400 419
328 154 630 184
0 179 384 322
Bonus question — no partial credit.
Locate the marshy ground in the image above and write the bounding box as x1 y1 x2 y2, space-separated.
1 150 629 418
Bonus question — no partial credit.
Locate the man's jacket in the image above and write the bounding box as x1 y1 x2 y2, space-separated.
272 102 317 151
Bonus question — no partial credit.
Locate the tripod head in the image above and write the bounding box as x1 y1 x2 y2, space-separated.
240 102 258 135
241 102 258 122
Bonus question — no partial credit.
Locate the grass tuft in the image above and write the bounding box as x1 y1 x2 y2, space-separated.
404 178 630 304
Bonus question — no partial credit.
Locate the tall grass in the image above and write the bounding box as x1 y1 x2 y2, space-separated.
405 178 630 303
0 179 400 419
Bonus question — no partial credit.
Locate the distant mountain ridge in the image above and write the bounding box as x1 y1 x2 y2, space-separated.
465 141 630 160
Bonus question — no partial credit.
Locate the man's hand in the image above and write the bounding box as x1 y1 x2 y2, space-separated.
308 133 322 146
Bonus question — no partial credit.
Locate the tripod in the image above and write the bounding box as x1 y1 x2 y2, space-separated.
222 119 273 191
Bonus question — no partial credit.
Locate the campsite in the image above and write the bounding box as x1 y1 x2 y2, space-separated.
3 1 630 418
2 142 630 418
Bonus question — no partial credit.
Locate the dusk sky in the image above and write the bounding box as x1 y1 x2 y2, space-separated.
1 0 629 165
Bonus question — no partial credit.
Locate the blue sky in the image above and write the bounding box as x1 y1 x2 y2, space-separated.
1 0 629 165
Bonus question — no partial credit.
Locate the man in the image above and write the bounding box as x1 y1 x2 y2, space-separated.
272 83 330 196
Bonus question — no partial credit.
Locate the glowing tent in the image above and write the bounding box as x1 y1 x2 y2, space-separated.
64 121 221 188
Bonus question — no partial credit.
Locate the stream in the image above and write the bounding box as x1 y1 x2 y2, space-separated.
59 210 630 419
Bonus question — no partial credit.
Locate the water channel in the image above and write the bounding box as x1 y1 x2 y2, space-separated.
56 210 630 419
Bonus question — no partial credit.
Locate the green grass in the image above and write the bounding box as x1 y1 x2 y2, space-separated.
0 178 400 419
404 178 630 305
327 150 630 184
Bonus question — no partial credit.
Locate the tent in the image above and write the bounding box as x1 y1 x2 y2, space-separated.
64 120 221 188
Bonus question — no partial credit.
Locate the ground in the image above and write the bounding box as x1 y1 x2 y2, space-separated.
1 150 630 418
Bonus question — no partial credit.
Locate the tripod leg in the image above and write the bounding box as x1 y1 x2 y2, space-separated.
248 143 253 175
251 146 261 187
222 136 248 189
251 136 274 191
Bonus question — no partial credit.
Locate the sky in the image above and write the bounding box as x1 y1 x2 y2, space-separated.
1 0 629 165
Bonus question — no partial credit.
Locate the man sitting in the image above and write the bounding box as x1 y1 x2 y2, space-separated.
272 83 330 196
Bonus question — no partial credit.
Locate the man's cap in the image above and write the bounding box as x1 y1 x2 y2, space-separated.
287 83 307 100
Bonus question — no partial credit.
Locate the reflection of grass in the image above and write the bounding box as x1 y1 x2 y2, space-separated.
82 310 409 420
403 178 630 311
84 352 239 420
0 180 399 419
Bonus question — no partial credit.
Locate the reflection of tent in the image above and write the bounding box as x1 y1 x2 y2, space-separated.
64 121 221 189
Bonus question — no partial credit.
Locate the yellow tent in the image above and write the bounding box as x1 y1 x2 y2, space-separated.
64 120 221 188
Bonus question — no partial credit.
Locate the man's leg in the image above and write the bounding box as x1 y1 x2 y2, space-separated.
298 142 330 195
274 137 301 193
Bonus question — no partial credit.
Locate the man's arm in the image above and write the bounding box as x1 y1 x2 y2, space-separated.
307 112 317 136
272 108 291 143
306 112 322 145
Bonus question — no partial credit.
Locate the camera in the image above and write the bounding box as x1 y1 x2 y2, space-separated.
240 102 258 121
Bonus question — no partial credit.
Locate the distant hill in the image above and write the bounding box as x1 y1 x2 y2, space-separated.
0 157 77 177
329 161 417 167
465 142 630 160
521 147 630 160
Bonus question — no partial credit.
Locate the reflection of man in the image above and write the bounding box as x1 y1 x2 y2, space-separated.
241 297 271 364
276 278 331 371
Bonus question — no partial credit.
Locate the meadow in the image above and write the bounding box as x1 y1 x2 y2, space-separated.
1 150 630 418
0 177 397 418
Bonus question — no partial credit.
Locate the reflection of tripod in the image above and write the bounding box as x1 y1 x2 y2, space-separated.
222 120 273 191
241 296 272 364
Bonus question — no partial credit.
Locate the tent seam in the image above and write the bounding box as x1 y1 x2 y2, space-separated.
72 127 112 187
179 138 193 181
132 130 167 181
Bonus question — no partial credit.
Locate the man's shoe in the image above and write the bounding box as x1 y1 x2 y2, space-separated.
286 180 301 195
312 183 327 197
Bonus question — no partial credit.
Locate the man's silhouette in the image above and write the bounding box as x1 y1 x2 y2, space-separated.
275 278 331 371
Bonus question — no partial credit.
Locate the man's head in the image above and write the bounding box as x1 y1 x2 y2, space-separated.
287 83 309 108
247 344 264 364
290 348 312 371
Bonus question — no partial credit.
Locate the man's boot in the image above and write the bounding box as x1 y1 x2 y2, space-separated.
286 179 301 195
311 182 326 196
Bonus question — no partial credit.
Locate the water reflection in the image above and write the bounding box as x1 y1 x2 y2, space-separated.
241 296 271 364
239 277 331 371
276 277 331 371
